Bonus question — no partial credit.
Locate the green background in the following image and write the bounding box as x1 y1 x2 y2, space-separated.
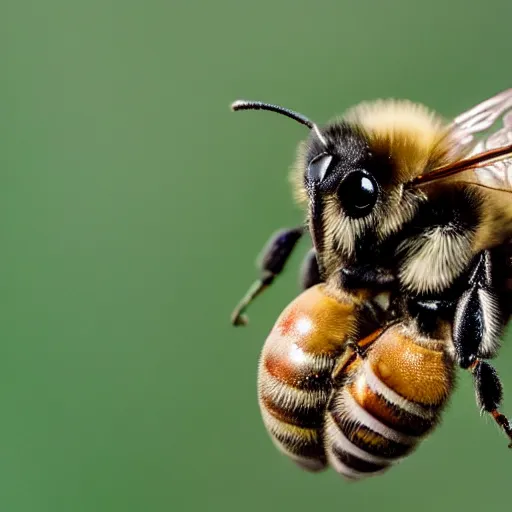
3 1 512 511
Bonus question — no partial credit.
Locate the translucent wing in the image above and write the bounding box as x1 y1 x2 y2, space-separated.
466 110 512 190
450 88 512 149
414 89 512 189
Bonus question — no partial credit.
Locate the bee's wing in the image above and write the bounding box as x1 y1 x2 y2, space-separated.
450 88 512 148
433 89 512 192
467 109 512 190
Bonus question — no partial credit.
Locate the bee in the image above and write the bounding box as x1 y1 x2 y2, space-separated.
230 89 512 480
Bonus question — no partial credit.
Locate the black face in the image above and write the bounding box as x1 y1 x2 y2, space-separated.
305 123 383 219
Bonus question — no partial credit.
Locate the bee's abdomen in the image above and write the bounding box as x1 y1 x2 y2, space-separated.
257 285 359 471
325 374 430 480
326 325 454 480
258 356 332 471
258 323 339 472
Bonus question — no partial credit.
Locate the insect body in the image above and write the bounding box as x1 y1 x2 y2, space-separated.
231 89 512 479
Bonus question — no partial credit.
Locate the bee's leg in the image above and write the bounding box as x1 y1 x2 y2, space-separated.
339 264 395 292
231 226 304 326
300 248 322 290
468 359 512 448
453 250 504 368
452 250 512 447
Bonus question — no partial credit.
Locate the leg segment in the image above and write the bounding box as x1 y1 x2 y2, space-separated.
453 251 504 368
339 264 395 292
451 250 511 447
231 227 304 326
469 359 512 448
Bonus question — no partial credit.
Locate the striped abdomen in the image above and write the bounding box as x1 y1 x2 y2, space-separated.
325 324 455 480
258 284 363 471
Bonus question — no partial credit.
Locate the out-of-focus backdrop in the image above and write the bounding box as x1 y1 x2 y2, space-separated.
3 1 512 511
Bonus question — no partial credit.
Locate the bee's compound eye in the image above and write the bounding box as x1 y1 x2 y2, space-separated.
307 154 333 182
337 170 378 218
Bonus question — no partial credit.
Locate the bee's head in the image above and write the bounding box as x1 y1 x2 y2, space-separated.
232 98 456 277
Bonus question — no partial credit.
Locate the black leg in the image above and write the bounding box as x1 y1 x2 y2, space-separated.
231 227 304 326
453 251 504 368
339 264 395 292
469 359 512 448
450 250 511 447
299 248 322 290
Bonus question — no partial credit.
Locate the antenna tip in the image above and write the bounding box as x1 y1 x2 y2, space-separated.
230 100 248 112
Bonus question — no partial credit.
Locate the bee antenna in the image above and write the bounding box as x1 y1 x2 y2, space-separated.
231 100 327 147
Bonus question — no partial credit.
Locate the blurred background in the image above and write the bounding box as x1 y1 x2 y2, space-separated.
3 0 512 511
